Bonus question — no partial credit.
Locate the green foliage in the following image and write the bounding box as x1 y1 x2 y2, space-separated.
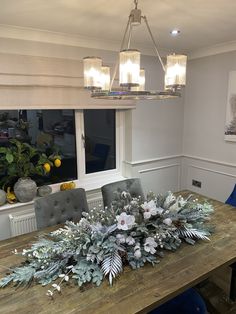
127 251 158 269
72 259 103 286
0 266 35 288
0 139 59 189
0 191 215 296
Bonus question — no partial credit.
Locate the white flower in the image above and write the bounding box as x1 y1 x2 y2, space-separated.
141 200 158 219
134 249 142 259
169 196 187 212
163 192 176 208
126 236 135 245
134 243 142 259
144 237 157 254
121 191 130 198
130 200 139 206
46 290 53 297
116 233 127 243
78 218 90 229
52 283 61 292
116 212 135 230
163 218 172 226
59 274 69 280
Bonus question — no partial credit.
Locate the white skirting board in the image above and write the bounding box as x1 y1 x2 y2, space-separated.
9 197 104 237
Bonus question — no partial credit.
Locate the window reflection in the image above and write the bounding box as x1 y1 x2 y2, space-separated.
0 110 77 185
84 110 116 174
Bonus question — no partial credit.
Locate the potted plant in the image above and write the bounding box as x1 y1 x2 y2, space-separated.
0 139 61 202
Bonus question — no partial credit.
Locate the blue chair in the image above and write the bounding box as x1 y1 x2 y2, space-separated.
225 183 236 301
149 288 207 314
226 184 236 207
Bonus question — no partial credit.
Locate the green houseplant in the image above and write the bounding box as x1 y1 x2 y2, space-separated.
0 139 61 202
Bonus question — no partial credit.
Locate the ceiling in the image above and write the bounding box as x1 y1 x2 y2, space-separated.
0 0 236 55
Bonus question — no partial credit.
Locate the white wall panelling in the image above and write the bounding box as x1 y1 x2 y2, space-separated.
181 156 236 202
123 155 182 195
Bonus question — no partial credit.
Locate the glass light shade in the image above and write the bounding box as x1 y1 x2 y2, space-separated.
131 69 145 91
83 57 102 89
100 66 110 91
119 49 140 87
165 54 187 89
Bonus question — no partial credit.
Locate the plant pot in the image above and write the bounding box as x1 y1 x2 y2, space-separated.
37 185 52 197
0 189 6 206
14 177 37 203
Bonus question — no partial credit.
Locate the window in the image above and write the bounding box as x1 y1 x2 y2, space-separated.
84 109 116 174
0 109 124 189
0 110 77 186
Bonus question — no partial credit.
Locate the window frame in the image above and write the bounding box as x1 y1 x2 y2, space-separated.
74 109 125 189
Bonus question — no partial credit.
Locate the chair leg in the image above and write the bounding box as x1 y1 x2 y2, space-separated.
230 263 236 301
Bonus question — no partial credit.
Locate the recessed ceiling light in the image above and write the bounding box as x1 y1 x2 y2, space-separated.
170 29 180 36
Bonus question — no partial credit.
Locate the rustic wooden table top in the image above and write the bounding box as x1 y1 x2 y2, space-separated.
0 190 236 314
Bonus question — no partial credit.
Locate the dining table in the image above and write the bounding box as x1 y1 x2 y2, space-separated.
0 190 236 314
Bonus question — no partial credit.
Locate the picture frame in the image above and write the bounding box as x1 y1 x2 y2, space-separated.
225 71 236 141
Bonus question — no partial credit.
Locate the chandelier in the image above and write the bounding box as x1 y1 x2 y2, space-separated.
83 0 187 100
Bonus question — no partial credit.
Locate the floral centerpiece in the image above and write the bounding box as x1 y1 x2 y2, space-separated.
0 191 214 297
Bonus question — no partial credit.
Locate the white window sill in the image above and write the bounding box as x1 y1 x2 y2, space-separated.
0 172 127 212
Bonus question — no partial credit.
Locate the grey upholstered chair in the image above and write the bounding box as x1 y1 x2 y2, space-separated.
101 178 145 208
34 188 89 229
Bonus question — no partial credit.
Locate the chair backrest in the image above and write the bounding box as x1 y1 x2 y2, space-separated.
34 188 89 229
101 178 145 208
226 184 236 207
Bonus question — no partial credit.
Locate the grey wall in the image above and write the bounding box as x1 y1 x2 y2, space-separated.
122 54 184 195
182 51 236 201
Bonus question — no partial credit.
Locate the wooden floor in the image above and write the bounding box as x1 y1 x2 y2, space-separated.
198 280 236 314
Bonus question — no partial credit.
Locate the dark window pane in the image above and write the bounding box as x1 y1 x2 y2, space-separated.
0 110 77 187
84 109 116 174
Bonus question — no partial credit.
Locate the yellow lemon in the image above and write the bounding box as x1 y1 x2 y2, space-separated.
54 159 61 168
69 181 76 189
43 163 51 173
6 187 17 204
60 181 76 191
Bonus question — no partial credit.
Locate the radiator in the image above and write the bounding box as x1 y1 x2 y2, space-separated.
9 197 104 237
9 212 37 237
88 197 103 210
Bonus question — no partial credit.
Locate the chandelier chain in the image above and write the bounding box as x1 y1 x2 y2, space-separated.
134 0 138 9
